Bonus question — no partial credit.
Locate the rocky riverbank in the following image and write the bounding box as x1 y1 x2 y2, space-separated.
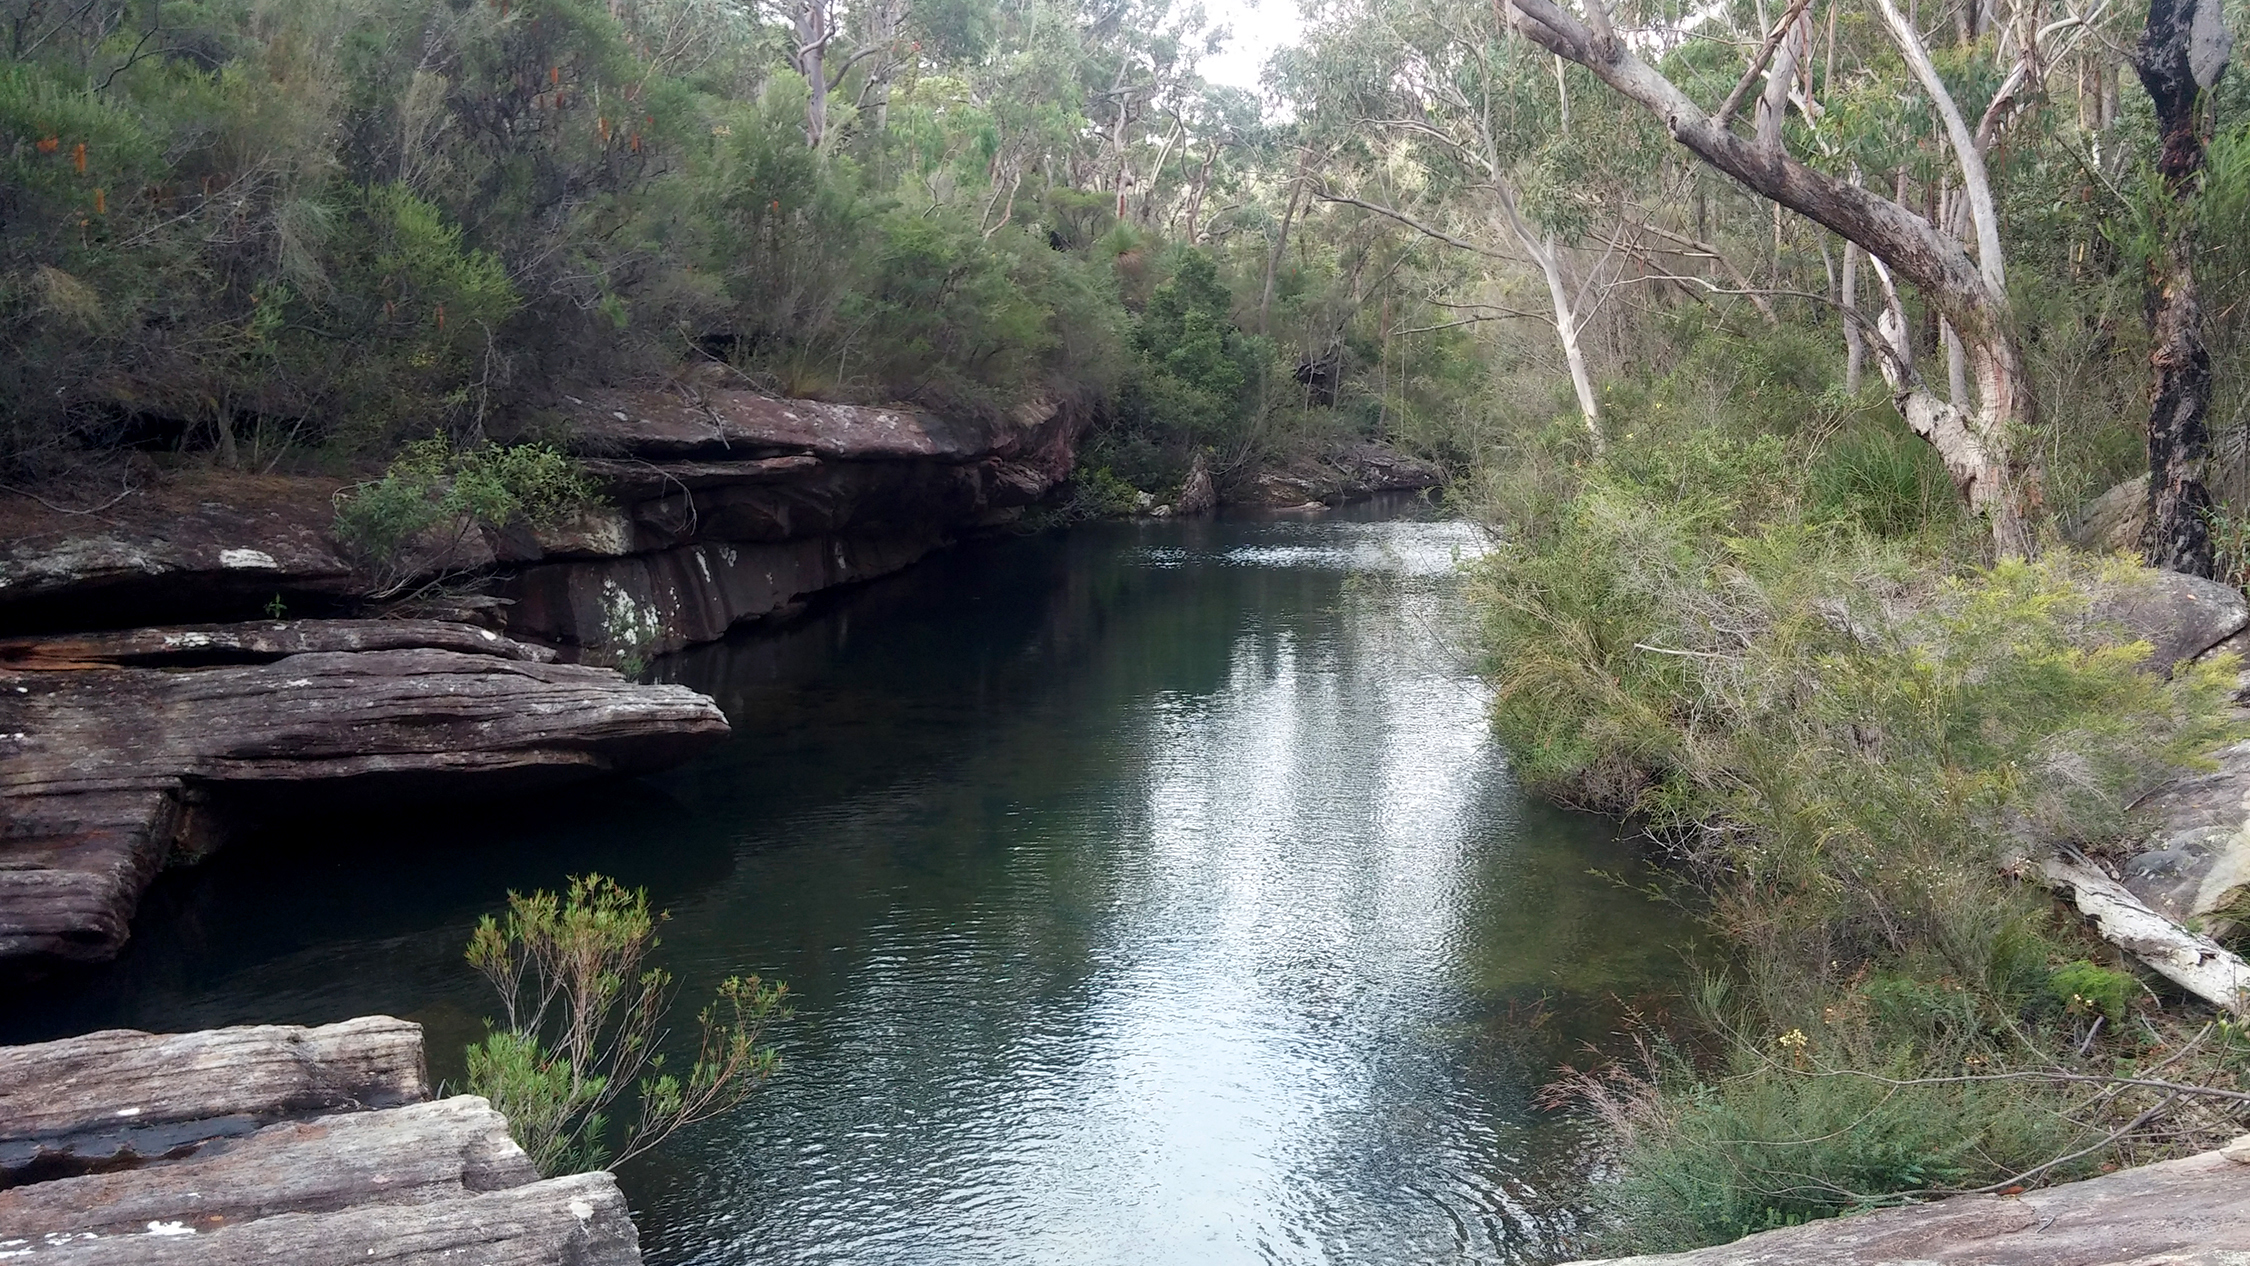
1564 1135 2250 1264
0 386 1451 976
0 621 727 974
0 1016 641 1263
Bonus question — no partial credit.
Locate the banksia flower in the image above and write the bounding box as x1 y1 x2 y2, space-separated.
72 141 86 172
35 135 57 154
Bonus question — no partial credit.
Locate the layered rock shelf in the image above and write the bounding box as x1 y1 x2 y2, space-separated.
0 1016 642 1264
0 621 727 973
502 388 1090 655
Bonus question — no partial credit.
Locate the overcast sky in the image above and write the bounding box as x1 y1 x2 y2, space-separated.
1195 0 1305 95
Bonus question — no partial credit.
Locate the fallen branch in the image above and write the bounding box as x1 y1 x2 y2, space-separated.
2040 852 2250 1015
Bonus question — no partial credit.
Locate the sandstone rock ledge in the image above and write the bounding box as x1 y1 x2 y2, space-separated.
1565 1137 2250 1264
0 620 729 973
0 1016 642 1265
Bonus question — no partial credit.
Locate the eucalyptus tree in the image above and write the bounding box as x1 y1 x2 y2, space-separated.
1494 0 2107 556
1283 0 1672 447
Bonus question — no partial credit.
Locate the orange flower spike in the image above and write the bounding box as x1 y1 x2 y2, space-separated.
92 189 104 215
72 142 86 173
35 135 58 154
435 303 446 332
550 66 560 85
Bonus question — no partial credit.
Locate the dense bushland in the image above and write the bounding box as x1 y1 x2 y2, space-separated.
1470 315 2250 1252
1 0 1460 501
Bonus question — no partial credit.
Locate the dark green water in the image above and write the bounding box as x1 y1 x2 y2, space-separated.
2 503 1692 1264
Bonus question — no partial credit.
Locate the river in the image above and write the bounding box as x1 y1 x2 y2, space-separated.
3 501 1692 1264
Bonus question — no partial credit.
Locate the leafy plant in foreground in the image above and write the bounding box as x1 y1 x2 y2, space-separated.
464 874 789 1175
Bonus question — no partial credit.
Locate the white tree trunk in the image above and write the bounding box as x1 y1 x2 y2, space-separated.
1495 180 1603 448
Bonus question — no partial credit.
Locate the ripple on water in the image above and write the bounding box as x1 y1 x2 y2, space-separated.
623 512 1684 1266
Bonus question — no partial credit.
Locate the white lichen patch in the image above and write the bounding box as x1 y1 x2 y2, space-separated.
217 548 279 570
598 578 664 657
144 1222 194 1237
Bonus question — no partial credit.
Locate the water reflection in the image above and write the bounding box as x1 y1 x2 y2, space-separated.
0 503 1690 1265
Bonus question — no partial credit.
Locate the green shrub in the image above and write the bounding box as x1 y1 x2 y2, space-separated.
2047 961 2134 1027
1480 445 2244 1250
1806 421 1960 539
465 874 789 1175
331 439 594 594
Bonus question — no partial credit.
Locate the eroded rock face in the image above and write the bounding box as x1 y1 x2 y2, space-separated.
1565 1141 2250 1265
499 388 1090 654
1235 442 1445 509
0 391 1090 657
0 636 728 970
0 473 356 633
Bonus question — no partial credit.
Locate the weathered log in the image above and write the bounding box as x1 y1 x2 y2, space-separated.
2042 853 2250 1014
1564 1140 2250 1263
0 1096 534 1237
7 1170 642 1265
0 650 728 969
0 1018 427 1180
0 620 557 669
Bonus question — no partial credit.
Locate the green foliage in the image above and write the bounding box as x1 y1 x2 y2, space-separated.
1805 421 1959 539
2047 960 2134 1027
331 439 593 593
1476 369 2244 1248
1566 1028 2091 1254
465 874 789 1175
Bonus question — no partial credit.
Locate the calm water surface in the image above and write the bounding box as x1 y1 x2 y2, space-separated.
3 502 1692 1264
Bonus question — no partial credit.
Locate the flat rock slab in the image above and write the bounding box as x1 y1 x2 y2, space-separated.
0 645 727 970
0 1017 428 1179
0 474 355 632
0 1018 641 1265
561 387 1055 463
0 619 557 669
1568 1143 2250 1264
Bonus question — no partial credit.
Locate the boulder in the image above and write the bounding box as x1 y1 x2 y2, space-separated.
1232 441 1445 508
0 642 728 971
2087 566 2249 676
2063 472 2151 554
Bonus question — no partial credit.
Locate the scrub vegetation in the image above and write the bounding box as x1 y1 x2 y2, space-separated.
14 0 2250 1250
464 873 790 1175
